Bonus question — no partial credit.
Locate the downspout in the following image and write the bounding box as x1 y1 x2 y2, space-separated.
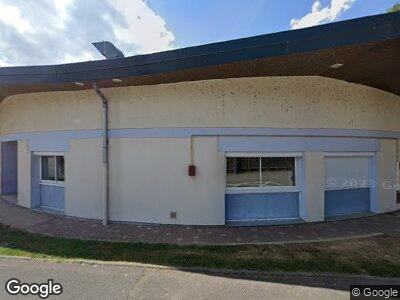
93 83 109 226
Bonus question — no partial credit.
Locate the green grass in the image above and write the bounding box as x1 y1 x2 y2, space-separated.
0 224 400 277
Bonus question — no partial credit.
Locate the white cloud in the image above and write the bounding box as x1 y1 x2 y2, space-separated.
0 0 175 66
290 0 355 29
0 57 12 67
52 0 74 29
62 51 96 64
0 3 33 34
110 0 175 54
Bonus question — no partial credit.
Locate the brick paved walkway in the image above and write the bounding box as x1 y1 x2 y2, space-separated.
1 197 400 245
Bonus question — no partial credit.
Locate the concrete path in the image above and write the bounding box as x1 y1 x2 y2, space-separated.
1 257 399 299
1 197 400 245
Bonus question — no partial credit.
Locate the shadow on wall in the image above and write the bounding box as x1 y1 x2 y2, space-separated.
1 141 18 195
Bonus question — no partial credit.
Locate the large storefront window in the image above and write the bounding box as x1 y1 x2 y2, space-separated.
225 154 300 223
226 156 297 190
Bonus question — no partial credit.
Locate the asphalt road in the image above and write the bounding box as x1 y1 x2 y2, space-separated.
0 257 398 300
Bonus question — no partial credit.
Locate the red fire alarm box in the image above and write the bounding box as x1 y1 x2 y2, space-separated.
188 165 196 177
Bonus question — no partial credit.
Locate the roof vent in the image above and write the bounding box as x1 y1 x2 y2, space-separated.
329 63 344 69
92 41 125 59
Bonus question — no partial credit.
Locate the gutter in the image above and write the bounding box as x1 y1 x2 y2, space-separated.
1 13 400 85
93 83 109 226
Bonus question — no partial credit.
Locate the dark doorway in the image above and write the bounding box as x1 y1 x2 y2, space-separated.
1 141 18 195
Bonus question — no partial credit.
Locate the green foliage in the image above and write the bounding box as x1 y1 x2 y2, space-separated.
388 3 400 12
1 224 400 277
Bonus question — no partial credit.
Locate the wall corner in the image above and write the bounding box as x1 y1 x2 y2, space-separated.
299 152 325 222
17 140 32 208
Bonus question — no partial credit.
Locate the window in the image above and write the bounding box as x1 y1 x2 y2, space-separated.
261 157 295 187
57 156 65 182
40 155 65 183
226 157 260 187
226 155 298 192
41 156 56 181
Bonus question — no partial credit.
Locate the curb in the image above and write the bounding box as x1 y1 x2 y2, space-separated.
1 255 400 283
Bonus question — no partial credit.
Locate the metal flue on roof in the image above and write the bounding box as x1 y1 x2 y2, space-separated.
92 41 125 59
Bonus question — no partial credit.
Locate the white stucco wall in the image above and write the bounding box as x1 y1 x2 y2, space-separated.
371 139 398 213
0 76 399 225
0 92 101 134
17 140 31 208
64 138 103 219
300 152 325 222
108 137 226 225
1 77 400 135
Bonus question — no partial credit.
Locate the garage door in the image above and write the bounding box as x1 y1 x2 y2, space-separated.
324 154 372 218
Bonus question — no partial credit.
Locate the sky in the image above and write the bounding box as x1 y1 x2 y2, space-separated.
0 0 398 67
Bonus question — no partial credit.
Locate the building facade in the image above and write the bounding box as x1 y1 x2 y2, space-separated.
1 13 399 226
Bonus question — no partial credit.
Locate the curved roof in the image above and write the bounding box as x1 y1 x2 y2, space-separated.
1 12 400 100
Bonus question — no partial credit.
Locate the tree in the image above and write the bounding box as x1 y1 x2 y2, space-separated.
388 3 400 12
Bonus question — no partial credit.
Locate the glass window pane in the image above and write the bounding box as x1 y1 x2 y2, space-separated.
57 156 65 182
261 157 295 186
227 157 260 187
41 156 55 181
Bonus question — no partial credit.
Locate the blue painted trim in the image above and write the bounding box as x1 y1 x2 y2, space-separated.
218 136 380 152
109 128 400 139
325 188 370 217
0 130 100 152
39 184 65 211
31 155 40 208
226 218 303 226
0 127 398 152
225 192 299 220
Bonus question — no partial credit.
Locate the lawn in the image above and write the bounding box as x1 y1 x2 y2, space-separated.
0 224 399 277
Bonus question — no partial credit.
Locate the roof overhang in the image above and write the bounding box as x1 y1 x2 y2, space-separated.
1 12 400 100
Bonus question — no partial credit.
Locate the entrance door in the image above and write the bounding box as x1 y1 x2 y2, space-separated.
37 154 65 212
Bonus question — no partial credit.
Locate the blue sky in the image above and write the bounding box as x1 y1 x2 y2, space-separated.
149 0 399 48
0 0 398 66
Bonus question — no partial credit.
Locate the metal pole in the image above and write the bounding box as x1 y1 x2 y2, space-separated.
93 82 108 226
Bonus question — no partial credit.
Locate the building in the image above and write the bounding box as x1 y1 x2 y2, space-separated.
0 13 399 226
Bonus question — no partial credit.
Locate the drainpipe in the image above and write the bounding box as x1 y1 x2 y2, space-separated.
93 83 109 226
